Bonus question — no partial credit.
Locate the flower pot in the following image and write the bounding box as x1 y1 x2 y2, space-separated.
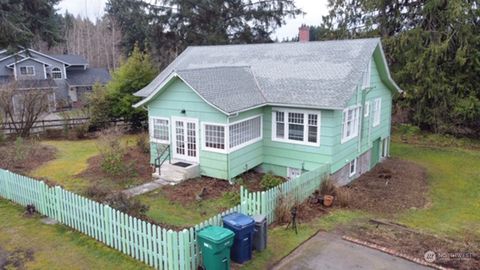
323 195 334 207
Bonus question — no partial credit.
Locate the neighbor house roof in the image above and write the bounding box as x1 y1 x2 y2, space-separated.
0 76 57 89
134 38 401 114
52 54 88 66
66 68 111 86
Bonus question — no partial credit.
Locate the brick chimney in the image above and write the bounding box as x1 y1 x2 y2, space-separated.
298 24 310 42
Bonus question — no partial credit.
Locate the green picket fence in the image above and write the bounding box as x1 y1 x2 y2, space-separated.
0 164 329 269
0 169 245 270
240 164 330 224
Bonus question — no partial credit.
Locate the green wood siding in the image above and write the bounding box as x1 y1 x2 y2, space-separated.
331 56 393 176
148 78 229 179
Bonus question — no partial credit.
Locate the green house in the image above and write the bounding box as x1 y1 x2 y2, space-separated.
133 38 401 185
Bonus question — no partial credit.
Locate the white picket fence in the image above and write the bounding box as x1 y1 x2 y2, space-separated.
0 163 330 269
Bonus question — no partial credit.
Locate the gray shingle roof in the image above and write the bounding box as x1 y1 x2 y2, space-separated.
135 38 383 112
0 76 57 89
52 54 88 65
66 68 111 86
176 66 266 113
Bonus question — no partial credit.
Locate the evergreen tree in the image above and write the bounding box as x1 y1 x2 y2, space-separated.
0 0 63 49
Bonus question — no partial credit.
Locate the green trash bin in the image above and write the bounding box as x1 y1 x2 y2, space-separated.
197 226 235 270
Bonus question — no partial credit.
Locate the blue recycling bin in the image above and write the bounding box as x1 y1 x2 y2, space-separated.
222 212 255 264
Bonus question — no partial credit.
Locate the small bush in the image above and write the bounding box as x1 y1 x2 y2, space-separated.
136 132 150 154
71 123 89 139
105 193 149 218
335 188 352 207
274 194 296 224
97 127 126 177
44 128 63 139
223 190 240 205
260 173 283 190
319 178 337 196
398 124 421 136
14 137 27 161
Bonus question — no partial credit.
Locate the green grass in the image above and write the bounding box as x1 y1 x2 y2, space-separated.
30 135 140 193
0 199 151 270
391 143 480 238
242 210 366 269
138 190 238 228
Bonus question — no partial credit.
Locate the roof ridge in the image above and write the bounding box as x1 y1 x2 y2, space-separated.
176 65 251 72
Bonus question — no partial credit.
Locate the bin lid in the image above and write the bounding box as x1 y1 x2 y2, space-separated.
252 214 266 223
222 212 255 229
197 226 234 244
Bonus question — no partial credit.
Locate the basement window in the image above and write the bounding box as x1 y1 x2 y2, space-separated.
349 158 357 177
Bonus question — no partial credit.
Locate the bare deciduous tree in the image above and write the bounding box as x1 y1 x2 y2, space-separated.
0 81 54 137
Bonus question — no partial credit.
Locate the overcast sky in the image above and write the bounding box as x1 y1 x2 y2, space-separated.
56 0 328 40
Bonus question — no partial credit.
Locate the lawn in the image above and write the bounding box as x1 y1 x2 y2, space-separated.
0 199 150 270
392 143 480 238
139 189 237 228
30 135 142 193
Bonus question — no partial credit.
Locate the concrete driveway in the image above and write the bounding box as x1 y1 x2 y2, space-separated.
273 232 432 270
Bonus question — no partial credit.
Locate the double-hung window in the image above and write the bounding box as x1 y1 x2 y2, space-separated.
20 66 35 76
150 117 169 143
272 109 320 146
341 105 361 143
364 101 370 117
372 98 381 127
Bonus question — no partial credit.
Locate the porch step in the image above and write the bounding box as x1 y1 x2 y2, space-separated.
152 161 200 183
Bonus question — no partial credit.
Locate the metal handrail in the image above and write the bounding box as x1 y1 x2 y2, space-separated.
154 144 171 176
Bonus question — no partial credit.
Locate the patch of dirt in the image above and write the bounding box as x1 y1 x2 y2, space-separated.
0 248 35 270
77 146 152 190
340 158 428 215
163 177 236 204
347 221 480 270
0 142 57 174
162 170 284 204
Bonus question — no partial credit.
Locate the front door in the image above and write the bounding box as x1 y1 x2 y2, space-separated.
172 117 199 163
371 138 381 169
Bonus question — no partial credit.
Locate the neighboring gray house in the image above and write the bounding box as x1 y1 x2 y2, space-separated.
0 48 111 111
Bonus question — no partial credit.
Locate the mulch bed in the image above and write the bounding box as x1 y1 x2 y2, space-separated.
340 158 428 214
347 221 480 270
0 143 57 174
77 146 152 188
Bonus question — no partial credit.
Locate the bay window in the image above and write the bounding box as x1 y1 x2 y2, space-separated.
272 109 320 146
341 105 361 143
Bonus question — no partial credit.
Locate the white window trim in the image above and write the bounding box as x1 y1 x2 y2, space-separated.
202 122 228 154
20 65 35 76
271 108 321 147
364 101 370 117
51 67 62 80
229 114 263 152
149 116 170 144
373 98 382 127
341 105 361 144
349 158 357 177
202 114 263 154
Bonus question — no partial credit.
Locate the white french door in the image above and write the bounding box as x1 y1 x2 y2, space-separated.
172 117 199 162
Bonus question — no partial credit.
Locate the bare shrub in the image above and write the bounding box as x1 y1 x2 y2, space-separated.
96 127 126 177
85 185 111 201
274 193 296 225
335 188 352 207
320 177 337 196
136 132 150 154
105 193 149 219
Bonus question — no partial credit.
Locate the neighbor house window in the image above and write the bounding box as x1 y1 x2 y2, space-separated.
272 109 320 146
204 124 226 151
51 67 62 79
341 105 361 143
19 66 35 76
349 158 357 177
361 60 371 89
229 115 262 150
372 98 381 127
364 101 370 117
150 117 169 143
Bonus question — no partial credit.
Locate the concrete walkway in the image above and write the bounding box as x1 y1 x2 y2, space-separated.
273 232 432 270
122 178 172 197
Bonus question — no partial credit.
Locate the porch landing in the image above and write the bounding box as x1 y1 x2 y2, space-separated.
152 160 200 183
